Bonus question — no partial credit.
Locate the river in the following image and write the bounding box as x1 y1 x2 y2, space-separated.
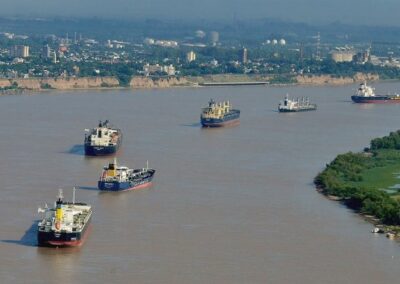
1 82 400 283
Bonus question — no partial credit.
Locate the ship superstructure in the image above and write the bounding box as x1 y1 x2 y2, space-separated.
200 99 240 127
351 82 400 103
84 120 122 156
37 189 92 247
278 95 317 112
98 159 155 191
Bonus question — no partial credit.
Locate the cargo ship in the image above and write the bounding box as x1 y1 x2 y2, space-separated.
351 82 400 103
84 120 122 156
278 95 317 112
98 159 156 191
200 99 240 127
37 189 92 247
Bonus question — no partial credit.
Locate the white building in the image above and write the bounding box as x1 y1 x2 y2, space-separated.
144 38 155 45
143 64 176 76
144 38 178 48
186 51 196 62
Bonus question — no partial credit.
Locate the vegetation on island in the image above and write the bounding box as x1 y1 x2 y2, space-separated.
314 131 400 228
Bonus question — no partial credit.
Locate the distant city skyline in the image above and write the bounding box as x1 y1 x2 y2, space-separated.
1 0 400 27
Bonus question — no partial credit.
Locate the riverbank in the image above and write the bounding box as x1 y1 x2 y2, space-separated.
314 131 400 240
0 73 381 93
317 187 400 239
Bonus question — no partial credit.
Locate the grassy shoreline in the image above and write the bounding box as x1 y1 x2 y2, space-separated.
315 132 400 240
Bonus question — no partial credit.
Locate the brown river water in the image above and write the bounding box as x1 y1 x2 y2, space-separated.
1 83 400 283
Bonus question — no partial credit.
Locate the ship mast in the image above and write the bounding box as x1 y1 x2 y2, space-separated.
58 188 64 200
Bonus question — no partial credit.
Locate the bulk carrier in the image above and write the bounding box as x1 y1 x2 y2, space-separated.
37 189 92 247
278 95 317 112
200 99 240 127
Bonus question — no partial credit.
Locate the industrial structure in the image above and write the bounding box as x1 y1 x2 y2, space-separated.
331 47 356 62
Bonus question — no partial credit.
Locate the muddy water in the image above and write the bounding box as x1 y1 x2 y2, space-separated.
1 83 400 283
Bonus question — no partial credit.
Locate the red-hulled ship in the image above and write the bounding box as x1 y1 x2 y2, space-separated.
37 189 92 247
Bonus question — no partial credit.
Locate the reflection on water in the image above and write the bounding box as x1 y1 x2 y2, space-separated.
37 242 82 283
358 103 376 110
181 122 202 128
68 145 85 155
2 222 38 247
77 186 99 191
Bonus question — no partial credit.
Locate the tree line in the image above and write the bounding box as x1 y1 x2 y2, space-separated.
314 132 400 225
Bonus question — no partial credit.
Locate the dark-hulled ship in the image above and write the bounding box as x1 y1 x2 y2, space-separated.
200 99 240 127
98 159 155 191
351 82 400 103
278 95 317 112
84 120 122 156
37 189 92 247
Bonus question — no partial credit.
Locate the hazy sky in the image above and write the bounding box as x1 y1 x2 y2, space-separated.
1 0 399 26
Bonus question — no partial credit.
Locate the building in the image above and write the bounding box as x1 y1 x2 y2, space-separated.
241 48 248 64
41 44 51 59
210 59 218 66
105 40 113 48
163 65 176 76
195 30 206 39
144 38 155 45
186 51 196 62
331 48 355 63
209 31 219 46
154 40 178 48
59 45 68 53
354 49 370 64
143 64 176 76
9 45 29 58
52 51 57 64
144 38 178 48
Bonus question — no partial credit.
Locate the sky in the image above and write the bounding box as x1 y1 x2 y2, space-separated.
1 0 399 26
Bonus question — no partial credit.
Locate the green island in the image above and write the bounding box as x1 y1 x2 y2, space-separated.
314 131 400 238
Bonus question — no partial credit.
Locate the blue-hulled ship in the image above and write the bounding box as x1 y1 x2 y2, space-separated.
84 120 122 156
200 99 240 127
37 189 92 247
351 82 400 103
98 159 156 191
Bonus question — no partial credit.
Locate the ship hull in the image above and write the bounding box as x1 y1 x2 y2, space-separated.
84 130 122 156
351 95 400 103
98 170 155 192
279 107 317 113
37 216 92 247
84 144 119 156
201 110 240 127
